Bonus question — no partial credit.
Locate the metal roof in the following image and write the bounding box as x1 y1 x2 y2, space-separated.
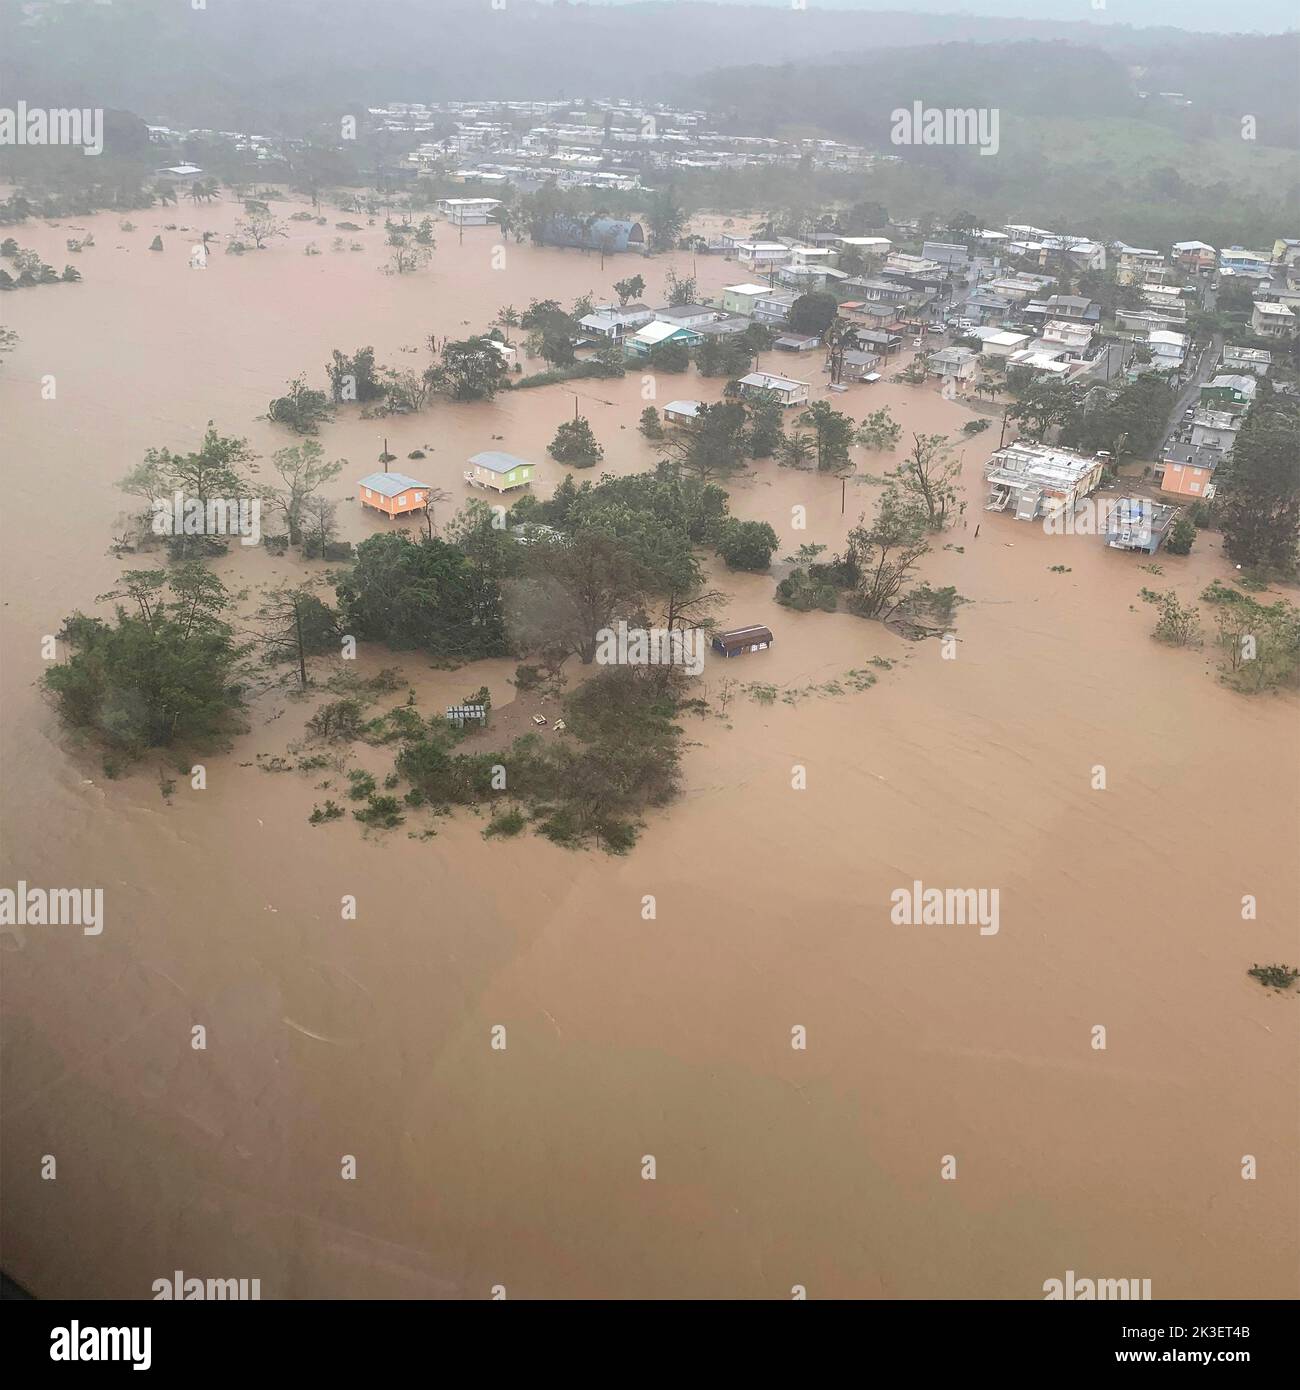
468 451 533 473
357 472 429 497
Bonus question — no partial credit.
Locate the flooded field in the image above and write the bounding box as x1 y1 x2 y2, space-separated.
1 196 1296 1299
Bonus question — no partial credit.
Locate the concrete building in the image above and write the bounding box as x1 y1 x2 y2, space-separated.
1102 497 1177 554
983 443 1107 521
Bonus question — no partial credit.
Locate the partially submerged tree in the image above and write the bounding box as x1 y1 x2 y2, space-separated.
262 441 345 545
845 487 931 621
267 375 334 434
235 210 288 249
549 415 604 468
890 432 963 530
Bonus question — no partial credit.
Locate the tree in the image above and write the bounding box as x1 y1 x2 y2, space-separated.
0 325 16 359
44 566 243 754
746 397 785 459
379 366 434 414
890 432 963 530
1164 514 1197 556
664 268 698 307
149 235 164 252
1217 402 1300 574
328 346 386 403
384 242 431 275
798 401 856 473
549 416 603 468
647 187 685 252
845 487 931 621
788 291 838 337
540 328 576 367
776 430 816 470
120 424 255 550
506 529 645 665
1007 377 1078 441
257 585 338 687
494 305 520 344
716 519 779 572
857 408 902 451
235 211 288 249
335 532 507 659
431 337 511 401
649 339 690 373
267 376 334 434
614 274 646 306
639 406 664 440
262 441 345 545
657 401 749 483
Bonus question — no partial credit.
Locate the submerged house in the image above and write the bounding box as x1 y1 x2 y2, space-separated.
662 399 703 427
983 443 1107 521
736 372 811 407
626 320 703 357
712 625 774 658
436 197 501 226
357 471 432 518
465 451 535 492
538 216 645 254
1102 497 1176 554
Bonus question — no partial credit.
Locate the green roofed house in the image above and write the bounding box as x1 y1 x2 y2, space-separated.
626 320 703 358
465 451 535 492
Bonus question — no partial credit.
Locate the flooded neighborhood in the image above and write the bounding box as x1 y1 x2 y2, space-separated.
1 0 1297 1330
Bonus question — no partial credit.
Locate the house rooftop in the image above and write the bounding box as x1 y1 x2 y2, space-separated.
634 320 693 345
357 471 429 496
725 283 774 296
468 451 533 473
985 442 1102 486
739 372 806 390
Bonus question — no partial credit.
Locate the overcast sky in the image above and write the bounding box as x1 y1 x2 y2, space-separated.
586 0 1297 35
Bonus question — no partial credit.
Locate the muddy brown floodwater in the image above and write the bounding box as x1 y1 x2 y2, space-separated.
1 197 1296 1299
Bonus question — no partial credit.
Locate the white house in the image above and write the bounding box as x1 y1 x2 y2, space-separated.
662 400 702 426
983 443 1107 521
436 197 501 226
1147 330 1189 368
578 303 655 339
1250 301 1295 339
735 241 792 268
1220 345 1271 375
925 346 978 382
1190 408 1242 453
736 372 811 407
1040 319 1094 357
722 283 775 316
970 328 1030 358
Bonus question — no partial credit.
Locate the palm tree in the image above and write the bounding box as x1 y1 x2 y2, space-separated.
495 305 520 345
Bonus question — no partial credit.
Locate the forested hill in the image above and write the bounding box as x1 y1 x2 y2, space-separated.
685 37 1299 151
2 0 1293 133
